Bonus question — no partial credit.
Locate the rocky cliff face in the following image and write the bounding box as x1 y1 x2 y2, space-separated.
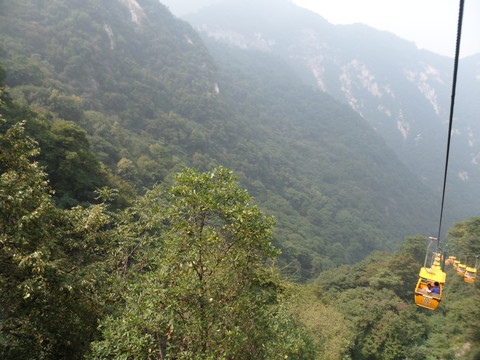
118 0 146 24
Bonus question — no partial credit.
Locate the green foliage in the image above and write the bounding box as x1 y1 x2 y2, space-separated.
0 114 109 359
0 84 108 207
311 245 431 359
43 120 106 207
159 167 279 357
398 235 429 265
447 217 480 258
292 286 353 360
90 167 316 359
336 288 426 360
0 63 6 84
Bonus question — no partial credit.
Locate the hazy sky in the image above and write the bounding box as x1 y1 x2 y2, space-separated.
161 0 480 58
292 0 480 58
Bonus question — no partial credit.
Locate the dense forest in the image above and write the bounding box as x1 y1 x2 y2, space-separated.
0 0 442 279
2 92 480 358
1 0 480 359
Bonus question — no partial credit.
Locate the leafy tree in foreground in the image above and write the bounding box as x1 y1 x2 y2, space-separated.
90 167 316 359
0 93 110 359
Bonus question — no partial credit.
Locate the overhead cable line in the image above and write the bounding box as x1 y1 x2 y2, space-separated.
435 0 465 249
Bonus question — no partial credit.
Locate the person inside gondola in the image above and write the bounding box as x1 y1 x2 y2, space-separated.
425 282 440 296
431 282 441 295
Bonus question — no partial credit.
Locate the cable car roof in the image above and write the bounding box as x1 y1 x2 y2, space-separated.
419 267 446 283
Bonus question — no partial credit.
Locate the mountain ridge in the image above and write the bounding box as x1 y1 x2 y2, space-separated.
184 0 480 223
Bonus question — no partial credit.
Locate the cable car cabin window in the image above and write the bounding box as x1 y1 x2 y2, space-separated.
416 279 442 298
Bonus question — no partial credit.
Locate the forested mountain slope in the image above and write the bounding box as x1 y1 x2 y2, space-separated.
184 0 480 223
2 2 480 358
205 41 439 275
0 0 439 279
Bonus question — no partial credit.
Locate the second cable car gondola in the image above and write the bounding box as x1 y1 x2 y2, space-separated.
464 267 476 283
464 256 478 283
446 256 456 266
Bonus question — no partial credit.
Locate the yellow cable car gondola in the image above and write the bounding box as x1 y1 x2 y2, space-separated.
464 256 478 283
415 263 446 310
445 256 456 266
464 267 476 283
415 238 446 310
453 260 460 269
